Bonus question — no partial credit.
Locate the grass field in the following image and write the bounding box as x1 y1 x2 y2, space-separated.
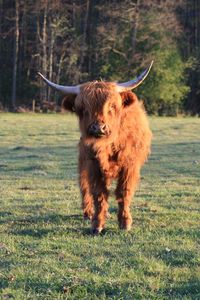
0 113 200 299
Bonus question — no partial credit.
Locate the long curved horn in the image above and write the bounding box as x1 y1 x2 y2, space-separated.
116 61 153 92
38 72 80 95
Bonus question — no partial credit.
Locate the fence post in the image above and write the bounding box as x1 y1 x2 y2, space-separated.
32 99 35 112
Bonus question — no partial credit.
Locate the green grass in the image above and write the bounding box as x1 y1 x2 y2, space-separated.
0 113 200 300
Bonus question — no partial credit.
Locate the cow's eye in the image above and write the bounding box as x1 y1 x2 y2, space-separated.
123 98 130 106
108 104 116 113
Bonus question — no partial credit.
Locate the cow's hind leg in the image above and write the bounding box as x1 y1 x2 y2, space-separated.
115 166 140 230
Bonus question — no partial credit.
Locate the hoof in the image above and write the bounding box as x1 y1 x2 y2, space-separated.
83 212 93 221
91 228 105 235
119 224 132 231
118 214 132 231
119 219 132 231
83 214 90 221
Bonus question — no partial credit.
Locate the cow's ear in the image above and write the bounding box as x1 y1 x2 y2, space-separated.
62 94 77 112
120 91 137 108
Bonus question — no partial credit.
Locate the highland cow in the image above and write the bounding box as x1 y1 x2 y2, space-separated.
38 62 153 234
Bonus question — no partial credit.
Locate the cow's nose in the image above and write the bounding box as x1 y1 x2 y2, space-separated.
89 122 108 136
89 122 100 133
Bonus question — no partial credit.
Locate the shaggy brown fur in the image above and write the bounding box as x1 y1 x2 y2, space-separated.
62 81 152 233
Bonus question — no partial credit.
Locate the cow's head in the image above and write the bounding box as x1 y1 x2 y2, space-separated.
38 61 153 141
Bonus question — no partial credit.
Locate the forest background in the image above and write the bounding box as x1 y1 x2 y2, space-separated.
0 0 200 115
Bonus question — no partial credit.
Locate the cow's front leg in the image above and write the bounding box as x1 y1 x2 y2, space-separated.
115 166 140 230
79 160 94 220
91 176 109 234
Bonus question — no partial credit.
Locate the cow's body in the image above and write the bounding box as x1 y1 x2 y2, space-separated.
38 62 153 234
63 82 152 233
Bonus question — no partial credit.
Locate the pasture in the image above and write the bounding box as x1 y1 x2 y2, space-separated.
0 113 200 299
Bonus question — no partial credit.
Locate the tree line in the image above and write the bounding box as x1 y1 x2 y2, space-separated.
0 0 200 115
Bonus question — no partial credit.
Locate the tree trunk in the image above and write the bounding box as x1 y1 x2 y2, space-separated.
11 0 20 110
131 0 140 56
56 52 65 105
42 1 48 101
0 0 2 103
80 0 90 73
87 1 95 78
72 0 76 28
36 16 42 102
18 1 27 99
48 20 55 101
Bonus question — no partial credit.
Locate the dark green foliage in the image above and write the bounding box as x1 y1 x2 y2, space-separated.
139 47 190 115
184 58 200 115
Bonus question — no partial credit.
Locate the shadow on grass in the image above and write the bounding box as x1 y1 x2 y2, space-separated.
0 258 14 272
5 213 97 237
6 212 120 238
0 211 12 217
0 258 16 290
156 249 199 267
168 228 200 240
2 273 200 299
12 213 83 225
0 278 9 290
14 278 60 296
9 276 138 299
163 277 200 298
12 228 57 238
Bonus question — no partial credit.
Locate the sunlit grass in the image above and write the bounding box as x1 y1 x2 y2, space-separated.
0 113 200 299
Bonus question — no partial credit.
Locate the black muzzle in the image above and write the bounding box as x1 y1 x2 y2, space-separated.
88 122 109 138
